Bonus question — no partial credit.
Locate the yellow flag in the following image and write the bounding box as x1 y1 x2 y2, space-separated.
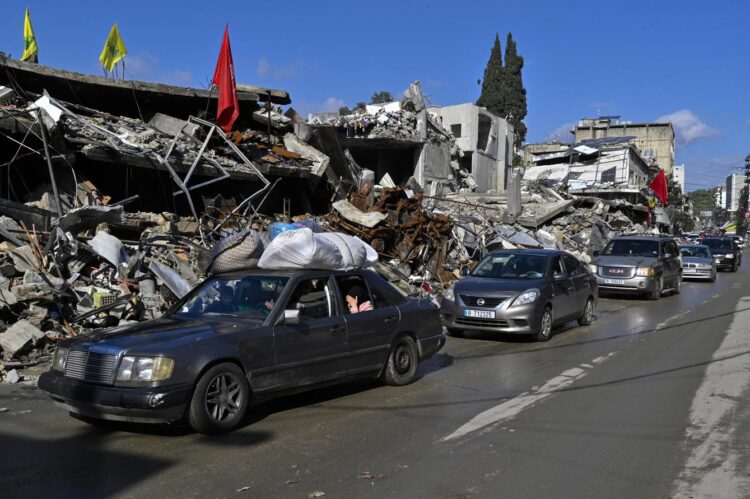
21 8 38 63
99 23 127 72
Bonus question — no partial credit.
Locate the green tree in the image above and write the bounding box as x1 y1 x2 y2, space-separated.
673 210 695 233
477 34 505 123
688 188 717 213
354 102 367 112
370 91 394 104
502 33 527 148
735 185 748 236
338 106 352 116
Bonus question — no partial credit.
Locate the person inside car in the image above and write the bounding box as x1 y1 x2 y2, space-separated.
206 285 237 313
345 285 373 314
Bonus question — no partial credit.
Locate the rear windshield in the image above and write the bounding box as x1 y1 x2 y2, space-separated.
603 240 659 257
471 253 548 279
680 246 710 258
703 239 733 250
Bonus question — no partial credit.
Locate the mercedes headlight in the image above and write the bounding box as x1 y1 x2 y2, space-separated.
635 267 654 277
117 356 174 382
52 347 69 372
512 289 540 306
726 254 735 259
698 263 712 269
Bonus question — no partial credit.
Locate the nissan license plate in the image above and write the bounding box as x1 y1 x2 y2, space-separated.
464 309 494 319
604 279 625 285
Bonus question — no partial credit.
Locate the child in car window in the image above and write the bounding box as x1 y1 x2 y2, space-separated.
345 285 373 313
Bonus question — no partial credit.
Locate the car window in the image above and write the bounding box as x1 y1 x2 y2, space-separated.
680 246 711 258
285 277 335 321
472 253 548 279
603 240 659 257
563 255 581 275
177 275 287 320
336 275 375 314
704 239 733 250
553 256 566 276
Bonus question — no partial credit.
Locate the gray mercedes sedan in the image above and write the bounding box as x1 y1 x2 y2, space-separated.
679 244 716 281
442 249 597 341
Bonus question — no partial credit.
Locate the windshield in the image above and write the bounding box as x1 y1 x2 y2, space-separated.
703 239 733 250
175 275 288 320
471 253 548 279
680 246 711 258
603 239 659 258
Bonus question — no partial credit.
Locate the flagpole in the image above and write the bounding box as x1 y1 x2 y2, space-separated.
122 59 126 80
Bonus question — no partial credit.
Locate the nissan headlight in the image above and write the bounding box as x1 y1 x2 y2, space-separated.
587 263 598 273
512 289 540 306
52 347 69 372
116 356 174 382
635 267 654 277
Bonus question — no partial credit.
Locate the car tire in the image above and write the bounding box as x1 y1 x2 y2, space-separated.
447 328 464 337
648 276 663 301
578 297 595 326
534 306 553 342
673 273 682 295
710 271 716 282
188 362 250 434
731 260 738 272
382 335 419 386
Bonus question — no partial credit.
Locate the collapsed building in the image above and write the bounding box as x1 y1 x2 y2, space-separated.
0 54 651 383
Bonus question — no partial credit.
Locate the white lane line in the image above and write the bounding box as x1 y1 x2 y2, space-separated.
441 356 616 442
672 296 750 498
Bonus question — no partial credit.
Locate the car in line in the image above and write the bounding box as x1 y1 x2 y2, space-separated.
703 237 742 272
589 235 682 300
679 244 716 282
441 249 597 342
38 268 445 434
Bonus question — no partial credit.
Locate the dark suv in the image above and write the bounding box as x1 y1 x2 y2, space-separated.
589 235 683 300
703 237 742 272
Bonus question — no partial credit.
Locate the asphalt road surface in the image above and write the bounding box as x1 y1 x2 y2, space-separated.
1 265 749 498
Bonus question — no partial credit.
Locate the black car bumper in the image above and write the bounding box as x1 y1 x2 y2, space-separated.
417 331 446 360
38 371 192 424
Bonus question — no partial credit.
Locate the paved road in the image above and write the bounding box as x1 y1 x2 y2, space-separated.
1 265 749 498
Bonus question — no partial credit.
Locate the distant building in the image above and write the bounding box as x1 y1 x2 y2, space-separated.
672 164 685 193
574 116 675 174
522 142 570 167
523 137 657 203
428 103 515 192
726 174 744 212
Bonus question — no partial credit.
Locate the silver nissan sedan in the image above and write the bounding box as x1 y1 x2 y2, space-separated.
441 249 598 341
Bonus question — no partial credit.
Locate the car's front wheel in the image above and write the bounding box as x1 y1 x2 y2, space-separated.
382 335 418 386
188 362 250 434
534 306 553 342
578 297 595 326
648 276 663 300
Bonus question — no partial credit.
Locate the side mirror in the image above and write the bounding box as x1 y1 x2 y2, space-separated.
283 309 300 325
592 250 601 257
553 272 568 282
460 266 470 276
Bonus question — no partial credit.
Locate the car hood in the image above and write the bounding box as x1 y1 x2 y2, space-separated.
65 315 244 352
456 275 545 296
593 256 658 267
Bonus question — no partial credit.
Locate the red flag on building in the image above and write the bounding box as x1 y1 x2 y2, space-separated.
649 170 669 206
212 25 239 133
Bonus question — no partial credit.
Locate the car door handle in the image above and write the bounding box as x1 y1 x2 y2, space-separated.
384 316 398 324
329 326 346 333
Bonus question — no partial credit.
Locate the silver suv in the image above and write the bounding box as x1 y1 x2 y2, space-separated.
589 235 682 300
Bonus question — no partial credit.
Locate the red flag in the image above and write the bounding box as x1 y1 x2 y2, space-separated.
649 170 669 206
212 25 239 133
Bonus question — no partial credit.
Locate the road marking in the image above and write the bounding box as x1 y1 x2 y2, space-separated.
672 296 750 498
441 355 617 442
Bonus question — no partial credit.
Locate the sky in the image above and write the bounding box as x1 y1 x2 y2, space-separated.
1 0 748 192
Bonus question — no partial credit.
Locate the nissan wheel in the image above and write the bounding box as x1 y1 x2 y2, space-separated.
535 306 553 342
578 297 595 326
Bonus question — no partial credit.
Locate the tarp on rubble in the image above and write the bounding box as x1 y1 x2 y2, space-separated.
258 229 378 271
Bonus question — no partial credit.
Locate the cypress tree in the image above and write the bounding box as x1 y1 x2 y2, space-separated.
503 32 527 147
476 34 505 119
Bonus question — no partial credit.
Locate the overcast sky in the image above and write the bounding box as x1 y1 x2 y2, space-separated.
2 0 748 191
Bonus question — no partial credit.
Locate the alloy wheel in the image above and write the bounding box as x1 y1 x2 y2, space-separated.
204 372 243 423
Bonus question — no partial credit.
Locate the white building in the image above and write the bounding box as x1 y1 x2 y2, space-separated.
672 164 685 193
726 174 744 212
427 103 514 192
